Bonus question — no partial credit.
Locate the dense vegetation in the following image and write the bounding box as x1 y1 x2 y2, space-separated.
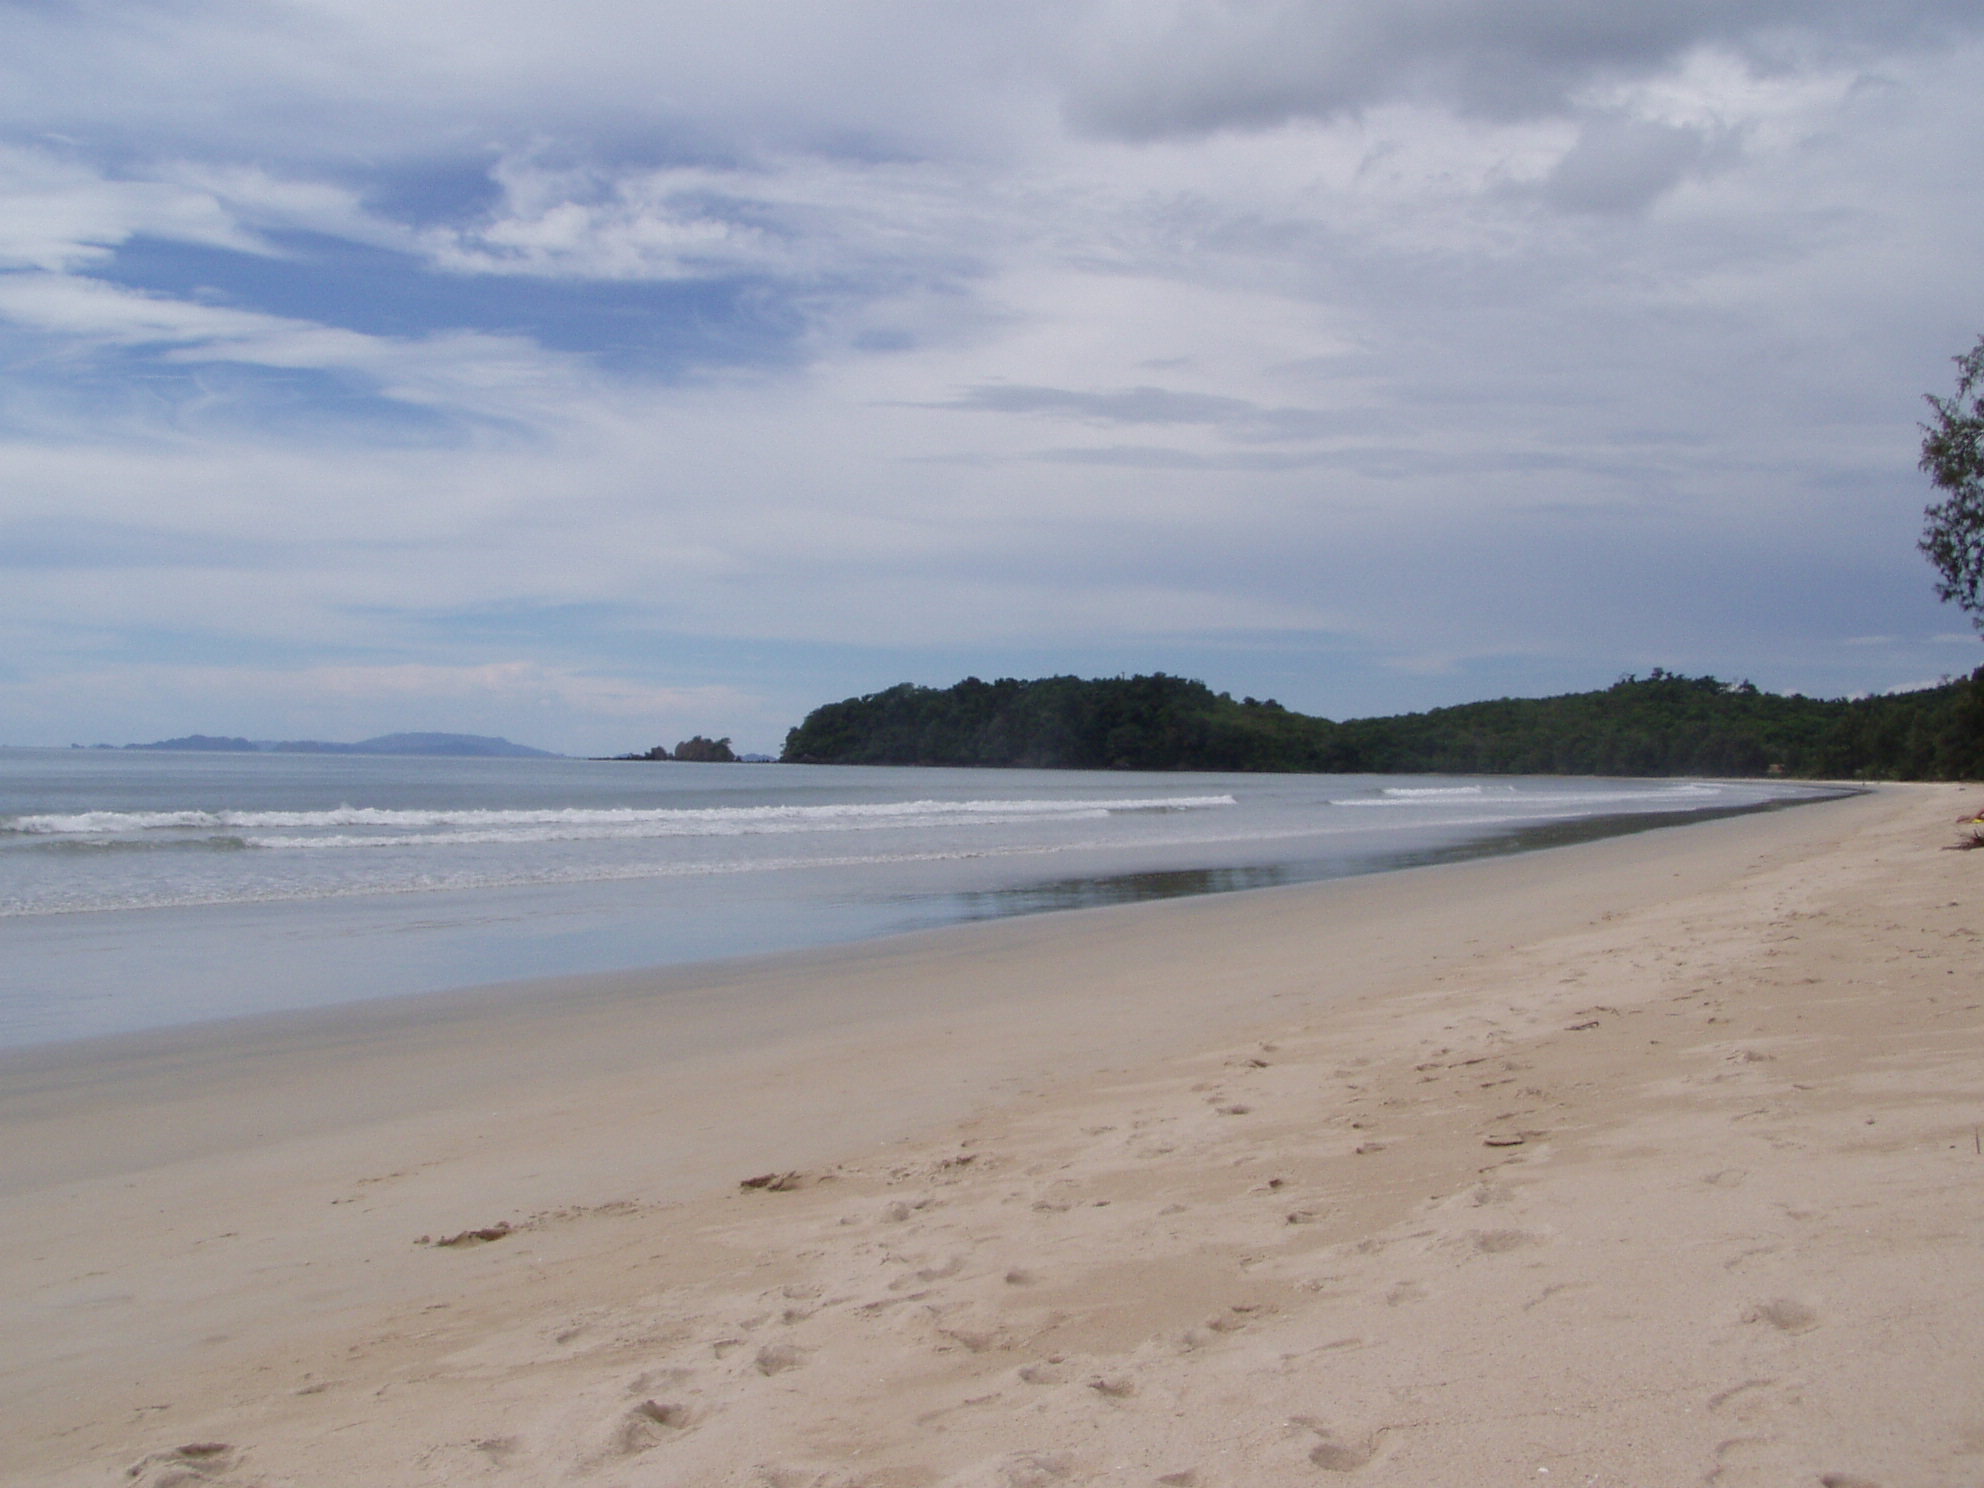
780 668 1984 780
613 735 737 762
1919 333 1984 631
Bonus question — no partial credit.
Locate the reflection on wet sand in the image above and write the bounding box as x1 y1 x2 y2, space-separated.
924 795 1854 924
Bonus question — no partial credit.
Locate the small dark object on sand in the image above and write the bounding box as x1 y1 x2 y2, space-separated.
432 1223 512 1247
739 1171 807 1192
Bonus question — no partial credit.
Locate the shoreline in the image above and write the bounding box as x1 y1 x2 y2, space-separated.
0 778 1854 1061
0 763 1839 1054
5 783 1978 1487
0 785 1876 1191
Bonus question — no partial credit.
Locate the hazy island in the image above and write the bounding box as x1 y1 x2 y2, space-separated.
113 732 561 758
781 668 1984 779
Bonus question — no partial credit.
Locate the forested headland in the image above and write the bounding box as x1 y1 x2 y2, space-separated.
779 668 1984 780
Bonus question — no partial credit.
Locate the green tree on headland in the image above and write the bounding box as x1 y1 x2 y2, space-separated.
782 675 1345 773
780 670 1984 780
1921 333 1984 631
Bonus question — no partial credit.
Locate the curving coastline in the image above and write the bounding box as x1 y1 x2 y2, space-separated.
3 785 1978 1487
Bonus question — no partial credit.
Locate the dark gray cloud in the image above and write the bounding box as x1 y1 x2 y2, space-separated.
1541 115 1712 214
1065 0 1982 136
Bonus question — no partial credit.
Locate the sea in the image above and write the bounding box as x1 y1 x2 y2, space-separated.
0 749 1842 1050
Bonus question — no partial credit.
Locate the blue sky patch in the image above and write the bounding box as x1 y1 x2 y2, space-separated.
88 232 811 377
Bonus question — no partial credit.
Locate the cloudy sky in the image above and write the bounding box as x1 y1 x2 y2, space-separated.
3 0 1981 754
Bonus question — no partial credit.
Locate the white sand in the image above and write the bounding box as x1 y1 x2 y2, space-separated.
3 784 1978 1487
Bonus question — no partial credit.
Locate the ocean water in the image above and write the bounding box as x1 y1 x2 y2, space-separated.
0 750 1837 1049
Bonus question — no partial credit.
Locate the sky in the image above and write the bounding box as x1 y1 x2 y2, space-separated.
2 1 1982 755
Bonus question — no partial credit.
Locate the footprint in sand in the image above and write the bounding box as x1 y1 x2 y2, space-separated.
1471 1228 1542 1255
757 1465 871 1488
613 1399 691 1454
124 1442 239 1488
1304 1427 1382 1472
626 1367 696 1394
473 1436 520 1460
1309 1440 1373 1471
933 1302 1014 1354
1521 1282 1585 1313
754 1342 808 1374
992 1450 1074 1486
1703 1378 1778 1423
1747 1298 1820 1334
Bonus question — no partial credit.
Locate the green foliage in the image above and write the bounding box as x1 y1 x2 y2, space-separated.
672 735 737 762
614 735 737 762
781 668 1984 780
782 674 1352 773
1332 668 1984 779
1921 334 1984 630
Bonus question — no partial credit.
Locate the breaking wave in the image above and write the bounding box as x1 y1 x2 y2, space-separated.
3 795 1240 849
1337 783 1722 808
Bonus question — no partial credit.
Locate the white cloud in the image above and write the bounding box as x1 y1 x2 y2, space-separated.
0 266 603 437
0 2 1980 742
0 145 262 271
260 660 746 718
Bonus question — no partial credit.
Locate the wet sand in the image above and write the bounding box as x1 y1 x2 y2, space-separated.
3 783 1978 1487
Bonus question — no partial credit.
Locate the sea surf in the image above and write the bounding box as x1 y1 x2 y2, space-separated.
0 749 1838 1048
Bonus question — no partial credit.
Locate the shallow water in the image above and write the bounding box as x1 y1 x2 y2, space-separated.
0 750 1835 1048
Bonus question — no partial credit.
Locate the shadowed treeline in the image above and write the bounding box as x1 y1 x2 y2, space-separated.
781 669 1984 779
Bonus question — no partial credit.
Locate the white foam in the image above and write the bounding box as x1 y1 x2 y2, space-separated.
0 793 1762 920
1337 784 1722 808
4 794 1239 841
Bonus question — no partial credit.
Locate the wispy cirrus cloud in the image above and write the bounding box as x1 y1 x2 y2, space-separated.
927 383 1354 441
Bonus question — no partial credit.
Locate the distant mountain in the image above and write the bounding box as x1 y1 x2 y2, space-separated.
123 735 260 752
344 733 561 758
125 732 560 758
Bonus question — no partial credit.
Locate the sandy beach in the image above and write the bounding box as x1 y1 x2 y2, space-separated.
3 783 1979 1488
